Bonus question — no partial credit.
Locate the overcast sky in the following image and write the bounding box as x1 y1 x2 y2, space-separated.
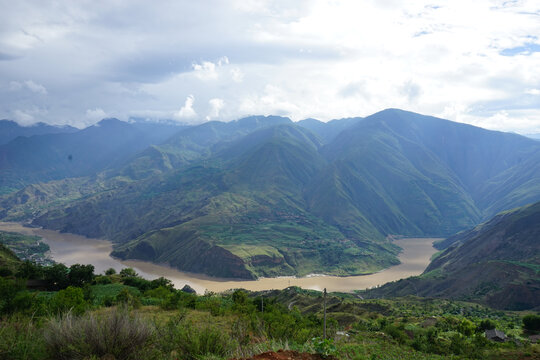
1 0 539 133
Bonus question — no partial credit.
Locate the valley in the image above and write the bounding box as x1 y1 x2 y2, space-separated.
2 109 540 280
0 221 437 293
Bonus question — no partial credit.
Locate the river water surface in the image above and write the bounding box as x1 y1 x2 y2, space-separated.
0 222 438 294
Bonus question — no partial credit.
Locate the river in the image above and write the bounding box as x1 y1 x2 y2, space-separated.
0 222 438 294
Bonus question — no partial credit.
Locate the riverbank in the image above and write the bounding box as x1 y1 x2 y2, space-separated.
0 222 438 294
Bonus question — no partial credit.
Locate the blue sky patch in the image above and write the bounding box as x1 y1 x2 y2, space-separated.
500 42 540 56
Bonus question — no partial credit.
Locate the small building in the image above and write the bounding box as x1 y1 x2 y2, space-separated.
485 329 507 342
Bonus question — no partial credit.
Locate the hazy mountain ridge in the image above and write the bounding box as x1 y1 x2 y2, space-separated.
0 119 187 192
1 109 540 280
0 119 78 145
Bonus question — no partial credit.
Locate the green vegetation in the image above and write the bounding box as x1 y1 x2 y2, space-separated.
2 110 540 279
1 248 539 360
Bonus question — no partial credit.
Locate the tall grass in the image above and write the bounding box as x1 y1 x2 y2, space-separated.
157 314 239 360
0 315 47 360
44 307 153 360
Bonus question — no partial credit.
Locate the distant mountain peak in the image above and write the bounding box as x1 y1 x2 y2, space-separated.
94 118 129 128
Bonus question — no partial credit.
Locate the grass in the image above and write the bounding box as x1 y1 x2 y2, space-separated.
44 308 154 360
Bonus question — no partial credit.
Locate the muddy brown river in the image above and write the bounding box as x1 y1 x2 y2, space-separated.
0 222 438 294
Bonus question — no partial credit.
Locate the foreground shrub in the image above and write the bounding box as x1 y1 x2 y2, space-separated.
159 316 237 360
44 307 153 360
523 314 540 333
51 286 87 315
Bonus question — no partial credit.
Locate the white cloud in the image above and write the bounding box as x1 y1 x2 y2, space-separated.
0 1 539 132
193 61 218 80
217 56 229 66
175 95 197 120
8 80 47 94
85 108 107 121
230 67 244 82
24 80 47 94
13 109 34 125
206 98 224 120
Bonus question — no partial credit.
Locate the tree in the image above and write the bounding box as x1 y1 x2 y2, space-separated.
105 268 116 275
68 264 95 287
119 267 138 277
44 263 69 290
16 260 43 279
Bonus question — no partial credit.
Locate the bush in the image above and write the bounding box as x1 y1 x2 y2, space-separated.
0 266 13 276
0 277 25 314
312 337 337 358
145 285 172 300
523 314 540 333
94 275 112 285
115 288 141 308
44 308 153 360
477 319 497 332
52 286 87 315
159 317 237 360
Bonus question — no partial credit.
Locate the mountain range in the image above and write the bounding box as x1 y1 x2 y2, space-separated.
0 119 77 146
1 109 539 280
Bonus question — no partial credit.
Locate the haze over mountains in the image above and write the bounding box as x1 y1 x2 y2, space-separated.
1 109 539 282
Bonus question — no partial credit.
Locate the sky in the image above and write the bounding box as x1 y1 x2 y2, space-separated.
0 0 539 133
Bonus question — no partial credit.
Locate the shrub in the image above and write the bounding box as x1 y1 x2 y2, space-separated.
145 285 172 300
0 277 25 314
115 288 141 308
105 268 116 275
523 314 540 333
312 337 337 358
477 318 497 332
0 266 13 276
94 275 112 285
44 308 153 360
159 318 236 360
52 286 87 315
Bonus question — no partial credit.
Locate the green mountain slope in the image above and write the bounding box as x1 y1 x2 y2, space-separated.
28 124 399 278
113 115 292 180
1 109 540 280
362 201 540 310
296 117 362 143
